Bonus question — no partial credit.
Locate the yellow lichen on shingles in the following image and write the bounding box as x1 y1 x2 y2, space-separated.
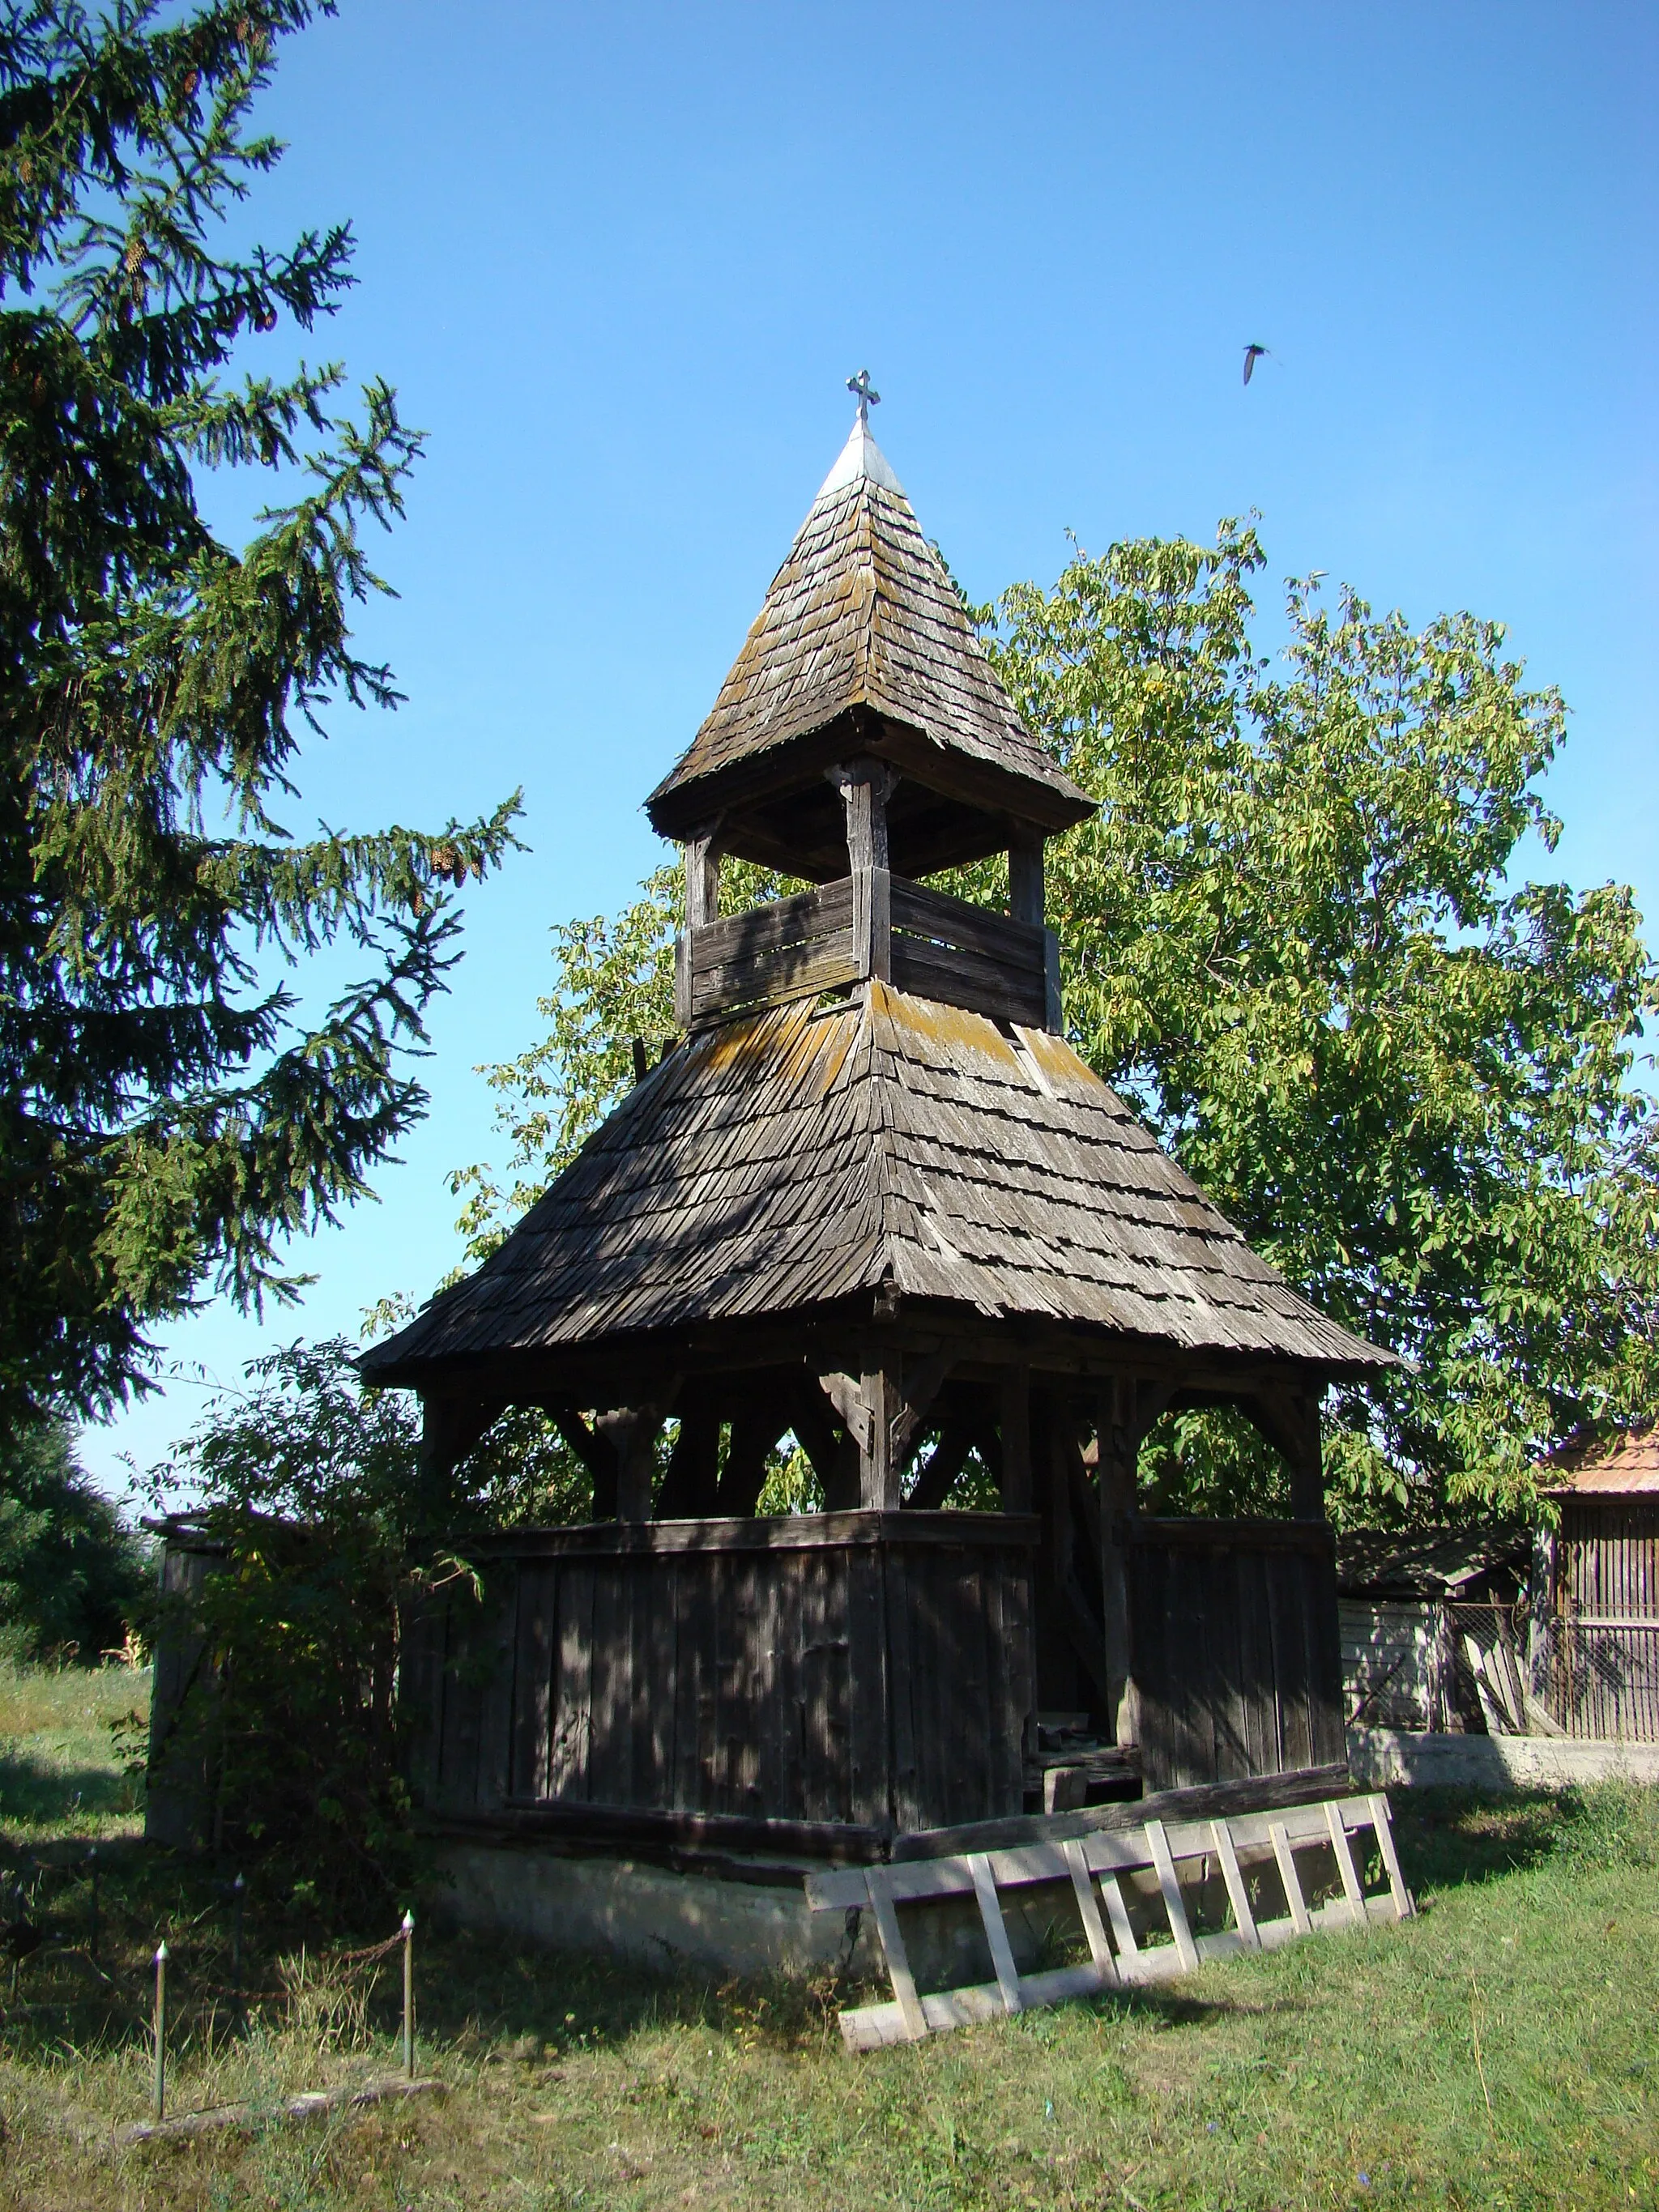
869 978 1025 1071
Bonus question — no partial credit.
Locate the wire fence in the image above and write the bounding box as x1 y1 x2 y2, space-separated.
0 1848 417 2118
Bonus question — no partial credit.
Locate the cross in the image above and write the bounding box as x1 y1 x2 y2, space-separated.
847 368 881 424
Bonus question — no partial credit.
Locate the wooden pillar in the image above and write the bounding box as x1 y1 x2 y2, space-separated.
684 832 721 929
675 829 721 1028
1243 1383 1327 1523
817 1366 902 1510
659 1406 719 1518
598 1406 667 1521
998 1366 1033 1514
1098 1380 1142 1749
1009 833 1062 1032
858 1364 901 1508
418 1396 501 1511
1009 836 1044 926
834 760 894 985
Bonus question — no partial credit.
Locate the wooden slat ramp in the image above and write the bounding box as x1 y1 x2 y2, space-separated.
808 1791 1412 2052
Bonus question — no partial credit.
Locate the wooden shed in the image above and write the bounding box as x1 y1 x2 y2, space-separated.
1537 1426 1659 1740
360 406 1395 1867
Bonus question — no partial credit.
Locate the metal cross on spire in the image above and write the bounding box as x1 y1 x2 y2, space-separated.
847 369 881 424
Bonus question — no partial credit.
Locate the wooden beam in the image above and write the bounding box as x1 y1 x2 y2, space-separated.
418 1395 505 1494
595 1402 670 1521
658 1405 720 1518
1244 1385 1325 1521
889 1348 956 1469
715 1400 784 1515
547 1404 620 1520
831 758 895 872
904 1413 976 1511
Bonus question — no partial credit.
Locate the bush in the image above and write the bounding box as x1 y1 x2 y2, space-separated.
144 1339 584 1923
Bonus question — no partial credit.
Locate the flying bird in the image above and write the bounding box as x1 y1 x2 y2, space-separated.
1242 343 1271 386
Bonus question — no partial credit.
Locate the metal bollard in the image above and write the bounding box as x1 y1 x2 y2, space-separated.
231 1873 245 2023
87 1845 98 1963
151 1942 168 2121
401 1910 415 2080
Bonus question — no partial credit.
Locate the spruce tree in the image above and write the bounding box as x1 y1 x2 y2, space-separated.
0 1 519 1423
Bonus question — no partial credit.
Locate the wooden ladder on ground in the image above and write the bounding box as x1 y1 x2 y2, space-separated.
808 1790 1413 2053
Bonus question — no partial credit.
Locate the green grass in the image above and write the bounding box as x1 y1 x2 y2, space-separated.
0 1652 149 1844
0 1660 1655 2210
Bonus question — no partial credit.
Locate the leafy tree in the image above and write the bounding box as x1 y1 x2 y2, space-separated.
452 522 1659 1521
0 1416 147 1660
0 0 519 1430
143 1337 582 1916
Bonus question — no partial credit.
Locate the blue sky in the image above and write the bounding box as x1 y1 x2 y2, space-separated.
82 0 1658 1494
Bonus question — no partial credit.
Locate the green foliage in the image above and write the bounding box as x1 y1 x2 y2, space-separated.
0 0 521 1429
453 521 1659 1519
0 1417 147 1660
143 1338 586 1918
990 523 1658 1515
452 858 789 1260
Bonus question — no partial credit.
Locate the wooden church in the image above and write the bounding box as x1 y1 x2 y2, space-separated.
361 399 1392 1878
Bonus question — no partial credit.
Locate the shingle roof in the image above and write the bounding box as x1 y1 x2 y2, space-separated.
364 982 1391 1384
1336 1526 1528 1597
1543 1421 1659 1496
645 420 1094 839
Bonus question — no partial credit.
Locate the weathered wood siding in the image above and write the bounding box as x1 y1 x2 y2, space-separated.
1126 1520 1344 1792
1341 1599 1448 1732
1558 1498 1659 1622
408 1512 1038 1838
145 1535 226 1848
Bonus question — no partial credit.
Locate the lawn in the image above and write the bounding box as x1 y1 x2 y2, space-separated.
0 1659 1655 2210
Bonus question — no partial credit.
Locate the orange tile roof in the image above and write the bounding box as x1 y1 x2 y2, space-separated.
1542 1420 1659 1495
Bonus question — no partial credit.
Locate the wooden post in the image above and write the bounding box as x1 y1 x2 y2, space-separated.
595 1405 665 1522
999 1366 1033 1514
684 832 721 929
837 761 894 986
835 760 893 873
1098 1382 1140 1749
1009 837 1044 927
859 1366 901 1508
1286 1392 1324 1522
1244 1384 1326 1522
419 1396 503 1511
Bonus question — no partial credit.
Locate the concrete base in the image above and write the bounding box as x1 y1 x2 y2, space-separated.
433 1834 1337 1988
433 1841 886 1981
1350 1728 1659 1790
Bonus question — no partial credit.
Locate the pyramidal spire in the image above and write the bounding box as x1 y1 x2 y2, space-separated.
818 369 904 497
646 376 1095 875
817 410 904 500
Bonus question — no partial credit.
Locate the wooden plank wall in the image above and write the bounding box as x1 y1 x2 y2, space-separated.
408 1515 1038 1835
1340 1598 1449 1733
1559 1499 1659 1622
682 872 1050 1030
1126 1520 1345 1792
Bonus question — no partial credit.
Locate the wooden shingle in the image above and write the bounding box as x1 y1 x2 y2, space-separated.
363 982 1390 1384
646 420 1094 852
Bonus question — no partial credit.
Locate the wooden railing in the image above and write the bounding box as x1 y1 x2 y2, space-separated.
675 869 1061 1031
